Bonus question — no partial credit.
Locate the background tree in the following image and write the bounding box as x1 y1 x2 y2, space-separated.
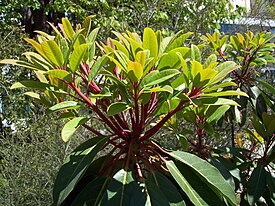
0 0 244 37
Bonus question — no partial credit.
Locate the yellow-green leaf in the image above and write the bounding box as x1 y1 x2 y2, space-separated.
62 117 88 142
62 18 75 40
191 60 203 78
46 70 73 82
135 50 147 67
127 60 143 82
107 102 130 116
69 44 88 72
143 28 158 58
41 40 64 66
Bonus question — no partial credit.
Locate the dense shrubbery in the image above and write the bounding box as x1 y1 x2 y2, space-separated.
1 16 274 205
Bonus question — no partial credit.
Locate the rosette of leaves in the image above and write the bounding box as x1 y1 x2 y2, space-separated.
0 17 247 205
202 31 275 205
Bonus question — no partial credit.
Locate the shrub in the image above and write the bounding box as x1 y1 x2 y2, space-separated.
1 17 253 205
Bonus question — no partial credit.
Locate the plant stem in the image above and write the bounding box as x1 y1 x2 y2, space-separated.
69 82 120 135
141 100 186 140
82 124 103 136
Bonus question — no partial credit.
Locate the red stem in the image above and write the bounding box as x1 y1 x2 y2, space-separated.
69 82 120 134
141 100 187 140
82 124 103 136
134 153 144 179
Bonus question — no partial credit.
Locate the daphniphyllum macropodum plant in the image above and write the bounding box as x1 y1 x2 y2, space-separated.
1 17 248 205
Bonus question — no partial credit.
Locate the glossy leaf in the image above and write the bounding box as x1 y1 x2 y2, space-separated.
209 61 238 85
146 172 186 206
143 28 158 58
169 151 238 206
206 105 230 123
101 169 145 206
127 60 143 82
69 44 88 72
247 166 267 205
203 82 237 93
41 40 64 66
190 44 201 63
166 161 208 206
158 47 189 70
70 177 110 206
0 59 47 71
48 101 80 113
174 160 229 205
203 54 217 69
257 80 275 95
140 69 180 88
61 117 89 142
53 136 107 205
88 55 108 82
201 90 248 97
107 102 130 116
194 97 240 106
24 38 49 61
166 32 193 52
46 70 73 82
62 18 75 40
142 85 173 94
11 80 50 90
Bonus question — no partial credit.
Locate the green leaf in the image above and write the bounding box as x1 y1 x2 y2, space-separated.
24 51 53 71
24 92 40 99
112 39 130 57
101 169 145 206
140 69 180 88
88 55 108 82
176 133 189 151
203 82 237 93
62 18 75 40
257 80 275 95
61 117 89 142
24 38 50 61
143 28 158 58
166 161 208 206
194 97 239 106
46 70 72 82
107 102 130 116
69 44 88 72
47 101 80 114
251 116 267 139
127 60 143 82
206 105 230 123
53 136 107 205
266 171 275 201
169 151 238 206
158 47 189 70
58 112 76 120
166 32 193 52
71 177 109 206
142 85 173 94
0 59 48 71
201 90 248 97
41 40 64 66
11 80 50 90
203 54 217 68
191 60 203 79
209 61 238 85
247 166 267 205
146 172 186 206
174 160 229 205
191 44 201 63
